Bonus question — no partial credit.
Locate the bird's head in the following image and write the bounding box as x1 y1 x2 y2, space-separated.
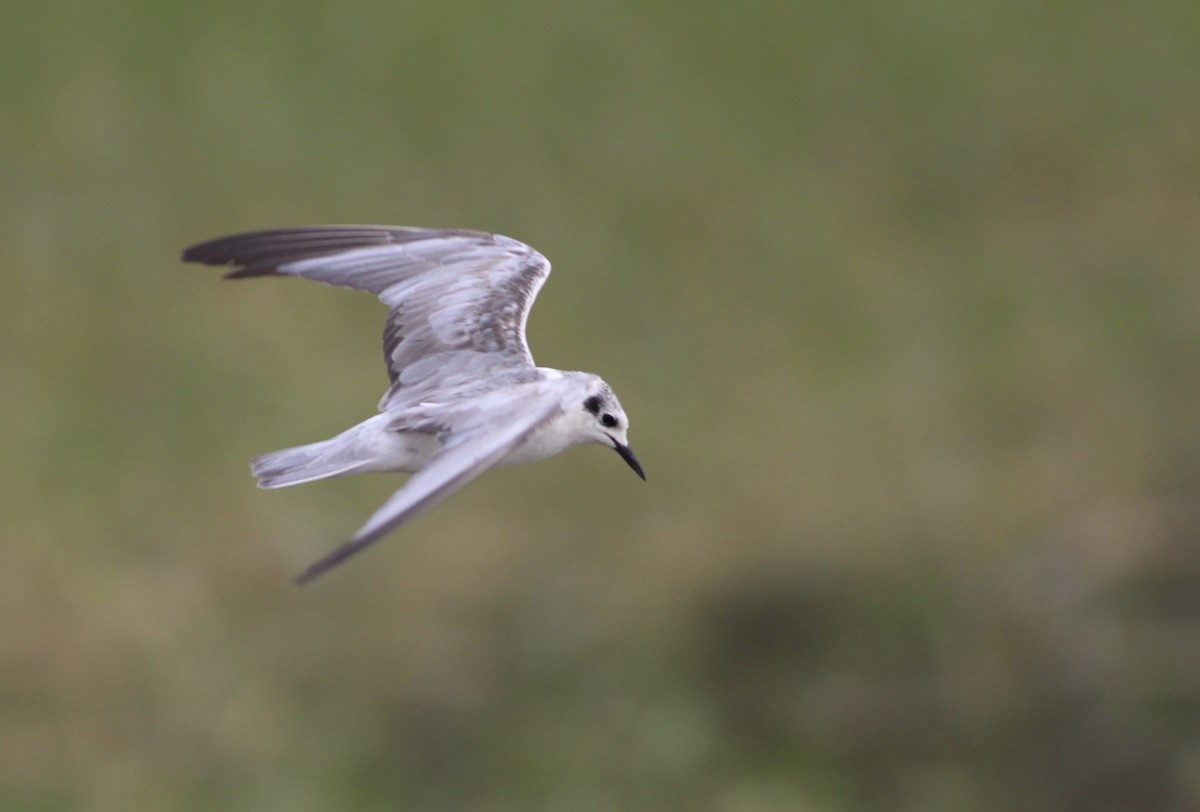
576 380 644 480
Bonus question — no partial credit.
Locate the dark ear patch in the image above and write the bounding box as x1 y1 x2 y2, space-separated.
584 395 602 415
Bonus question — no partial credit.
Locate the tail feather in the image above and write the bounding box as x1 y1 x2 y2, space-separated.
251 436 373 489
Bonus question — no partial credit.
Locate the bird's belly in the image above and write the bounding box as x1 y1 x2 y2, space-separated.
371 430 442 473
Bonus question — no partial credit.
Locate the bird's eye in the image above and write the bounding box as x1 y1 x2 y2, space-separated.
601 413 618 428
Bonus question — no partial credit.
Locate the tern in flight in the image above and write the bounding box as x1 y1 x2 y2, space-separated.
183 226 644 584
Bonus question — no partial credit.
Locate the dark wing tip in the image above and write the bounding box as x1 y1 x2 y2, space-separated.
181 246 280 279
292 546 352 586
222 266 277 280
181 225 496 280
291 527 389 585
181 228 344 278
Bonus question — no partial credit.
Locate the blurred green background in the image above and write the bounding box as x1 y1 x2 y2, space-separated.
3 1 1199 810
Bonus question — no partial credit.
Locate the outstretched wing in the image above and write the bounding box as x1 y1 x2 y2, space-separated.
182 226 551 406
291 376 590 584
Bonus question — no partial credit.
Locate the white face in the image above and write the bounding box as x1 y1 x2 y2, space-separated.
582 387 644 479
582 390 626 438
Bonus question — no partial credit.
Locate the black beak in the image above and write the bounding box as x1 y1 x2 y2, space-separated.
612 441 646 481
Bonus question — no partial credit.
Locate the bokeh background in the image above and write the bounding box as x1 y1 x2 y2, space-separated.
3 1 1199 810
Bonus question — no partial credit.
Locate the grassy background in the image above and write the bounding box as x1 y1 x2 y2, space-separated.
3 1 1199 809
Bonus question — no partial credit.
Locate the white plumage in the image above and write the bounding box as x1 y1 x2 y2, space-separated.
184 226 644 583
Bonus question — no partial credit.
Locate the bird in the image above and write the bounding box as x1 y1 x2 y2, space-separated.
182 226 644 584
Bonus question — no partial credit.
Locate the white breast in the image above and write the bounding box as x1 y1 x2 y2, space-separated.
498 411 584 467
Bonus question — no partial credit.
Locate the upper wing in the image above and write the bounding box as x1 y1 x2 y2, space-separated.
182 226 551 406
291 377 590 584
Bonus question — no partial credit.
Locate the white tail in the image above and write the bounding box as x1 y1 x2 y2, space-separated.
251 436 373 489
